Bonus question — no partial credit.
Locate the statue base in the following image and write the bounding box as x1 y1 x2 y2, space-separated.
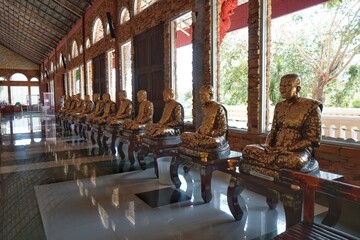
143 135 181 146
239 158 319 180
121 129 145 137
178 143 231 160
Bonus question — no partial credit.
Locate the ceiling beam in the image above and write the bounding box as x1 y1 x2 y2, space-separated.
6 0 68 36
0 9 59 45
0 29 47 61
53 0 84 18
0 24 51 54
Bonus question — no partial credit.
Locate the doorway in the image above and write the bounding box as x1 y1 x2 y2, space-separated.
134 23 164 122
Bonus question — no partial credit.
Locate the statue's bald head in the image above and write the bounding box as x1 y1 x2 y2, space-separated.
163 88 174 102
137 90 147 102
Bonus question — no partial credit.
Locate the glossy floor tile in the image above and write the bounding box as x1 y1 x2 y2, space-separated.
1 112 359 240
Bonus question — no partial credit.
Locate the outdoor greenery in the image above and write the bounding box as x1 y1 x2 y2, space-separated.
220 0 360 108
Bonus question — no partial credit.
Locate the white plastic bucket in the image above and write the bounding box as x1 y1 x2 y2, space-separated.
157 156 172 185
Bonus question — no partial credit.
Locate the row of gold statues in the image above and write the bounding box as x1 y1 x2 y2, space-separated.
58 74 322 177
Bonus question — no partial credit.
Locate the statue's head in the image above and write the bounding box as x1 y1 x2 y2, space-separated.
137 90 147 103
199 85 214 105
76 93 81 99
280 74 301 100
85 94 90 101
118 90 127 101
93 93 99 101
163 88 174 102
103 93 110 102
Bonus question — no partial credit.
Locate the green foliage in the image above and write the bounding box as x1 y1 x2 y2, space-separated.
219 0 359 108
353 100 360 108
326 64 360 107
219 31 248 105
269 0 359 106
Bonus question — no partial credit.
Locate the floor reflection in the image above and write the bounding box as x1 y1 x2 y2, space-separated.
1 112 359 240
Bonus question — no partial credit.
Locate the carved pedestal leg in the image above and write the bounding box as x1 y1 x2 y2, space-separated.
200 166 213 203
102 135 109 150
266 197 279 209
90 131 96 144
322 195 342 227
281 192 302 228
170 157 181 188
118 142 125 160
227 176 245 221
111 134 116 155
136 146 148 170
128 140 135 165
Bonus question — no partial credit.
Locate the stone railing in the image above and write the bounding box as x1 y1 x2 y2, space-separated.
225 105 360 144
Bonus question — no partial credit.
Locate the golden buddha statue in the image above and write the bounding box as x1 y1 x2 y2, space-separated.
70 94 84 116
58 95 71 115
86 93 104 124
122 90 153 130
145 88 183 137
107 90 133 125
93 93 117 125
241 74 322 178
180 85 229 157
58 95 68 113
77 94 94 120
65 95 77 114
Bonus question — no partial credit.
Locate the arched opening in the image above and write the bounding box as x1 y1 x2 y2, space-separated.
93 17 104 44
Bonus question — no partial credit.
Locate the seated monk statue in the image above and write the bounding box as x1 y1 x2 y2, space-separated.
241 74 322 177
93 93 117 125
86 93 104 125
58 95 67 113
65 95 77 115
122 90 153 130
70 94 84 117
58 95 71 114
180 85 229 156
145 88 183 137
107 90 133 125
76 94 94 121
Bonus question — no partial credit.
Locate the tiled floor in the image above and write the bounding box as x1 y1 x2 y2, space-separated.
0 112 359 240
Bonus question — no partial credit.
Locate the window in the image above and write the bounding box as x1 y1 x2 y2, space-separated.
134 0 158 15
72 68 80 95
64 74 68 96
80 65 85 99
0 76 6 81
171 12 193 122
86 38 91 49
218 1 248 129
10 73 27 81
108 50 116 101
120 41 132 100
59 54 63 68
0 86 8 104
120 8 130 24
86 60 93 98
68 72 72 95
72 41 79 58
10 86 28 105
269 0 360 144
93 18 104 44
30 77 39 82
79 44 83 54
106 23 110 35
30 86 40 107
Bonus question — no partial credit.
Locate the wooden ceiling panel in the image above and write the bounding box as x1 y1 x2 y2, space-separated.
0 0 94 64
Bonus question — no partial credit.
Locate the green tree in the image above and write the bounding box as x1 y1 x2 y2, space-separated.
271 0 360 103
219 31 248 105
